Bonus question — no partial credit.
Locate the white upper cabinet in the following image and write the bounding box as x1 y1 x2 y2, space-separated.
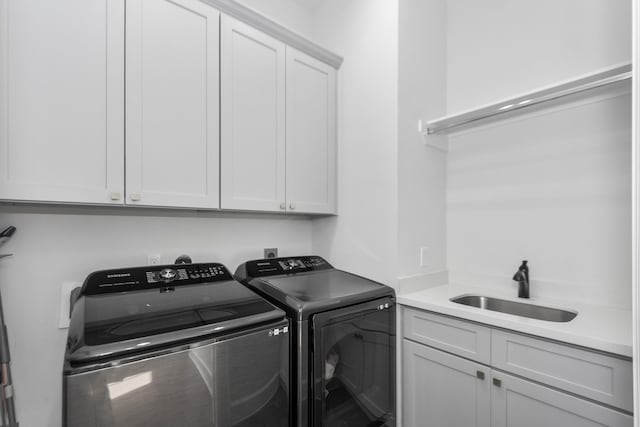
286 47 337 214
0 0 125 204
0 0 340 213
220 15 286 212
126 0 220 208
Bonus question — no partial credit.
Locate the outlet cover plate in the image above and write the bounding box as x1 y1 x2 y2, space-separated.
420 247 429 267
264 248 278 259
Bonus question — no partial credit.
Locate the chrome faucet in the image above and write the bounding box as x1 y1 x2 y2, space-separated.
512 260 529 298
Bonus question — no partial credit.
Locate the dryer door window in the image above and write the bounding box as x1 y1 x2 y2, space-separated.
311 298 396 427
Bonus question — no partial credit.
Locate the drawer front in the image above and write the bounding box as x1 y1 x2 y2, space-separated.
403 308 491 364
492 329 633 412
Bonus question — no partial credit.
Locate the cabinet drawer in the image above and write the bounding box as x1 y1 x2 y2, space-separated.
492 329 633 412
403 308 491 364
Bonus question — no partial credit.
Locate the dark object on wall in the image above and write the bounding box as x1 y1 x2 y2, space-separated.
0 225 18 427
174 254 193 264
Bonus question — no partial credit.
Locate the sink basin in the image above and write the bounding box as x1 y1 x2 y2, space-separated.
450 294 577 322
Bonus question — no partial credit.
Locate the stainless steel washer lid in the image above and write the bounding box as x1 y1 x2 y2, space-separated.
66 263 285 365
235 256 395 320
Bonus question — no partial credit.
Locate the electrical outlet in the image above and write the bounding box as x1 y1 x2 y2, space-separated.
420 247 429 267
59 282 80 329
264 248 278 259
148 254 161 265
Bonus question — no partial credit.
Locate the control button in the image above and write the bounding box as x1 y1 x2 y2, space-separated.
190 273 201 279
285 259 298 270
159 269 177 282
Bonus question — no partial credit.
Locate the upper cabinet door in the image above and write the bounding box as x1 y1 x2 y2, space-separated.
220 15 286 212
126 0 220 208
286 47 337 214
0 0 125 204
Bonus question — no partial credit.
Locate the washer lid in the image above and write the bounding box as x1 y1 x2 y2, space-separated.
235 257 395 320
66 263 284 364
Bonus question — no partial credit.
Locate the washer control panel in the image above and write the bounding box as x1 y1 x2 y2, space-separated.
245 256 332 278
83 263 234 295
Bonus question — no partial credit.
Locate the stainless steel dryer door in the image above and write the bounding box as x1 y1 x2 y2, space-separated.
64 320 290 427
311 298 396 427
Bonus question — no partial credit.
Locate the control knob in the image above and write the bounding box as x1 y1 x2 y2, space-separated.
159 268 178 282
284 259 298 270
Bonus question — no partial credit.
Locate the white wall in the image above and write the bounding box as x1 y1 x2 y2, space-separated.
0 205 312 427
447 0 632 112
632 0 639 419
397 0 447 287
234 0 314 38
448 95 632 307
446 0 632 308
309 0 399 287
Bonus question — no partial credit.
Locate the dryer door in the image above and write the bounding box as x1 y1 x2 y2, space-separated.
65 320 290 427
311 298 396 427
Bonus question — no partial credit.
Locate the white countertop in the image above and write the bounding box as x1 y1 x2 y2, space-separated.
397 284 633 358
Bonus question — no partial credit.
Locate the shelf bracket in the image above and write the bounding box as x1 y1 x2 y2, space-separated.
418 120 448 153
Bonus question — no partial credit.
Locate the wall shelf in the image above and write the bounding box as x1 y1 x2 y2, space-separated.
423 63 632 135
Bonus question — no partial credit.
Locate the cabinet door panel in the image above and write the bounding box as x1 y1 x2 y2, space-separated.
0 0 124 204
492 329 633 412
491 372 632 427
220 15 286 212
286 47 337 214
403 339 490 427
126 0 219 208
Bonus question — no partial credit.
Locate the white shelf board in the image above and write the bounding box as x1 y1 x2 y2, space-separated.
424 62 632 135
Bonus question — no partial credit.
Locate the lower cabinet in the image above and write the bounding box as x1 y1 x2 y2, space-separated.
492 372 633 427
402 308 633 427
403 340 490 427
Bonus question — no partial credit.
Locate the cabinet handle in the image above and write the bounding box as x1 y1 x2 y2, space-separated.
130 193 141 202
476 371 485 380
289 203 295 210
110 192 121 201
492 377 502 387
280 203 286 210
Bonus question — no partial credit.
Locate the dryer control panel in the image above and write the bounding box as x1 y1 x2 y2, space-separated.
244 256 333 278
82 263 234 295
